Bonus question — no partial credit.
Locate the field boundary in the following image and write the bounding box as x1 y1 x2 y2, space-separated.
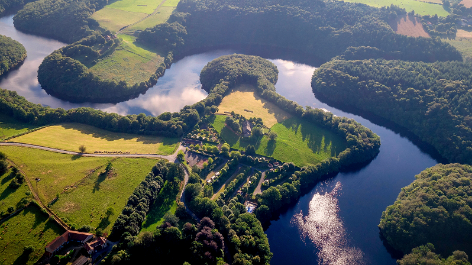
117 0 169 33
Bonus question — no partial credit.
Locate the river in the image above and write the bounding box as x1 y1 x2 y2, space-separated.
0 14 443 265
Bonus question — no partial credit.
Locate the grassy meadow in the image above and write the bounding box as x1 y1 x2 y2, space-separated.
212 116 347 167
0 204 65 265
217 85 291 128
163 0 181 7
339 0 449 16
444 33 472 62
126 6 176 31
106 0 163 14
0 114 38 141
141 180 180 232
0 146 113 204
10 123 179 155
0 167 32 215
50 158 158 234
92 7 148 32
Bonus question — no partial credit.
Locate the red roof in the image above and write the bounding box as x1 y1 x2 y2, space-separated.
68 231 93 242
45 233 68 253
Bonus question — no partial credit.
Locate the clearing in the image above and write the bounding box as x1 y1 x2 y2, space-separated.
92 7 148 32
212 116 348 167
10 123 179 155
126 6 176 32
444 30 472 61
340 0 449 16
141 180 180 232
50 157 158 234
0 146 113 203
106 0 164 14
217 84 291 128
0 167 32 215
0 204 65 265
0 114 38 140
461 0 472 8
389 15 430 38
89 34 164 85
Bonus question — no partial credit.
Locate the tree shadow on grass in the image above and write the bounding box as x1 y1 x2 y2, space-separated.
71 154 83 161
265 140 276 156
13 251 31 265
0 185 15 201
1 171 16 185
220 126 240 146
97 216 111 230
141 182 179 229
93 172 107 193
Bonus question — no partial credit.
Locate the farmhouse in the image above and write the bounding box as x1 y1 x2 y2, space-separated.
45 231 94 257
85 236 107 254
242 120 252 137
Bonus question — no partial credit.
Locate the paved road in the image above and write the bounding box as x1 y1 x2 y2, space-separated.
253 170 267 195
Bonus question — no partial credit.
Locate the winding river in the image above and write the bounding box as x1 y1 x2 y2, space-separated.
0 14 444 265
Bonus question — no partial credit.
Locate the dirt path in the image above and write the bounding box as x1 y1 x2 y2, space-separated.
118 0 169 33
253 170 266 195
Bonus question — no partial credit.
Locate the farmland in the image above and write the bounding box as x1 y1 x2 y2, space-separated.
10 123 179 155
340 0 449 16
126 6 176 32
106 0 163 14
0 114 38 141
50 158 158 234
0 146 113 203
0 204 65 265
91 8 148 32
217 85 292 128
444 30 472 61
212 116 347 167
0 167 32 215
461 0 472 8
389 15 430 38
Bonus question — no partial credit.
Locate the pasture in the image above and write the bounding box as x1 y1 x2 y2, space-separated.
0 114 38 140
91 7 148 32
212 117 348 167
10 123 179 155
89 34 164 85
340 0 449 16
141 180 180 232
461 0 472 8
389 15 430 38
106 0 163 14
162 0 181 7
445 30 472 61
0 167 32 215
0 146 112 203
217 85 291 128
0 204 64 265
126 6 176 31
50 158 158 234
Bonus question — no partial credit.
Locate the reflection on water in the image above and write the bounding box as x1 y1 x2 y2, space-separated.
293 182 364 265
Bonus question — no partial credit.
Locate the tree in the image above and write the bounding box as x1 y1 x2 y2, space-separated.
106 207 115 217
185 183 202 202
245 145 256 155
79 145 86 153
230 151 241 160
203 184 213 198
0 160 8 175
163 212 180 227
177 150 185 162
221 143 230 156
268 131 278 141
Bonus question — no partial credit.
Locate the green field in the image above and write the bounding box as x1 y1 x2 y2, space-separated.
11 123 179 155
340 0 449 16
0 204 65 265
0 146 113 204
141 180 180 232
91 7 148 32
0 114 38 140
212 116 347 167
89 34 164 85
162 0 181 7
444 38 472 61
126 6 176 31
50 158 158 234
107 0 163 14
0 167 32 215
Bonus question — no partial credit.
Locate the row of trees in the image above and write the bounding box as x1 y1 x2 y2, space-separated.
311 59 472 164
137 0 462 63
0 35 26 77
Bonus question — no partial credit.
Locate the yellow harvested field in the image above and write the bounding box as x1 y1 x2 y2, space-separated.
461 0 472 8
10 123 179 155
91 7 148 32
389 15 430 38
456 29 472 39
217 84 291 128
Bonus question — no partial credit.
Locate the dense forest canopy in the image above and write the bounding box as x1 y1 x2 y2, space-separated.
379 164 472 257
138 0 461 63
398 244 471 265
311 59 472 164
0 0 36 16
0 34 26 76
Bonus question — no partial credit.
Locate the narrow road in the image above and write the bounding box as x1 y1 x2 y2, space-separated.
253 170 267 195
178 161 200 222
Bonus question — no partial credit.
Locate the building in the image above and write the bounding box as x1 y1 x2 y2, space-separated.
242 120 252 137
85 237 107 254
45 231 94 257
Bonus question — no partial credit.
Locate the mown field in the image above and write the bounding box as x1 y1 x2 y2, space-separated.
141 180 180 232
212 116 347 167
89 34 164 85
10 123 179 155
0 114 38 140
217 85 291 128
51 157 158 234
389 15 430 38
340 0 449 16
106 0 163 14
92 7 148 32
0 167 32 215
0 146 113 203
126 6 176 31
0 204 65 265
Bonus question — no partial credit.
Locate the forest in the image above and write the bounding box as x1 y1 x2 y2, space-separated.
0 34 26 76
311 59 472 165
138 0 461 63
379 164 472 258
0 0 35 16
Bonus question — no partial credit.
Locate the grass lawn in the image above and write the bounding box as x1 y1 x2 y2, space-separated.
0 114 38 141
0 204 65 265
339 0 449 16
162 0 181 7
10 123 179 155
0 146 113 204
444 38 472 61
126 6 176 32
107 0 163 14
91 7 148 32
0 167 32 214
217 85 291 128
89 34 164 85
50 158 158 234
141 180 180 232
213 117 348 167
